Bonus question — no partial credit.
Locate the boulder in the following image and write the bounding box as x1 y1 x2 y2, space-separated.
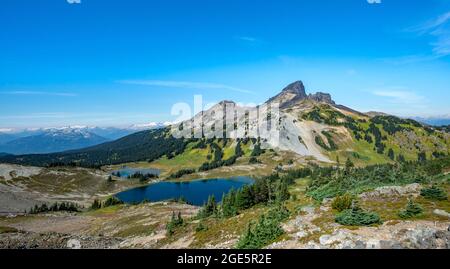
433 209 450 219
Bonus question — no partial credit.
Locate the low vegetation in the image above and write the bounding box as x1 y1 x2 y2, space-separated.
331 193 354 212
127 172 158 182
335 203 382 226
91 196 123 210
29 202 81 214
307 156 450 201
420 185 448 201
398 200 423 219
166 211 185 236
236 205 289 249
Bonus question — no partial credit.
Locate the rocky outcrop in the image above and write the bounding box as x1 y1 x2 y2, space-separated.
315 225 450 249
270 219 450 249
266 81 336 108
434 209 450 219
0 231 122 249
358 184 422 200
266 81 308 109
308 92 335 105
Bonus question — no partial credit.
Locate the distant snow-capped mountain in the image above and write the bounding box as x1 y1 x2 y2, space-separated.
411 116 450 127
0 128 109 155
0 122 169 155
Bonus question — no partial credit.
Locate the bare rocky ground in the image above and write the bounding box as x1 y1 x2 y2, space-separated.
0 164 141 213
269 184 450 249
0 202 199 249
0 165 449 249
270 207 450 249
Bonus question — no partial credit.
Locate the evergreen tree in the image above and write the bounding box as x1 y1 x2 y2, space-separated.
397 154 406 163
235 141 243 157
275 180 290 202
236 185 254 210
199 195 218 218
90 199 101 210
345 158 355 173
221 191 238 218
253 178 270 204
418 152 427 162
388 148 395 160
166 211 184 235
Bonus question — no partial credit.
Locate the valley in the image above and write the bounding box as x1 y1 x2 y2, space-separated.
0 81 449 249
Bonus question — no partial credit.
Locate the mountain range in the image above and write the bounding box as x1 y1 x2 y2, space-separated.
1 80 448 169
0 123 168 155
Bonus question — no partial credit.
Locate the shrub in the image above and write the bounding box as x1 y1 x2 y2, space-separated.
398 200 423 219
170 169 196 179
90 199 102 210
236 205 289 249
166 211 184 235
420 186 447 201
335 204 382 226
195 222 208 232
249 157 261 164
29 202 81 214
331 193 354 212
103 196 124 207
197 195 218 218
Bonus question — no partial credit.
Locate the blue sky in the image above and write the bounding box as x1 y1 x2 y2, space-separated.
1 0 450 129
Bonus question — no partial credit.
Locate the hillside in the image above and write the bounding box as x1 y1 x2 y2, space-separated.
0 81 449 250
1 80 448 173
0 129 191 168
0 128 110 155
0 133 15 145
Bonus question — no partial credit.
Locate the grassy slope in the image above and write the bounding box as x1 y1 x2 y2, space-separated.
301 104 450 166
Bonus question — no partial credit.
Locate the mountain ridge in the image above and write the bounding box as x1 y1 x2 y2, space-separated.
0 80 449 168
0 128 110 155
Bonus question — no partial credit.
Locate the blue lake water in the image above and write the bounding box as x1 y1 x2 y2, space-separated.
111 167 160 178
115 176 254 206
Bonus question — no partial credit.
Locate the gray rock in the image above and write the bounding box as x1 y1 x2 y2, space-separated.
366 239 381 249
380 240 403 249
400 227 450 249
359 184 421 200
308 92 335 105
354 240 366 249
433 209 450 219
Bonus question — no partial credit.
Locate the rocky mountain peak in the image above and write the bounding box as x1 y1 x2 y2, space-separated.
267 80 337 109
267 81 308 109
308 92 335 105
281 81 307 98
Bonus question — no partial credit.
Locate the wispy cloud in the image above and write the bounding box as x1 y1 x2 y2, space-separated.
234 36 264 46
371 88 426 105
0 91 77 97
397 11 450 62
383 11 450 64
118 80 256 94
408 11 450 34
236 36 258 42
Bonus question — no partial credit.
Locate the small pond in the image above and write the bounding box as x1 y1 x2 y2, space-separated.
111 166 161 178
